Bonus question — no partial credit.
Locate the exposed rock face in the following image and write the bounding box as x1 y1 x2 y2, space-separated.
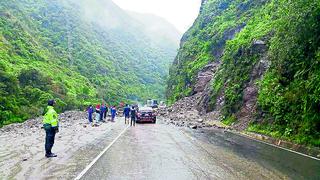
194 63 220 93
233 40 269 130
197 63 220 115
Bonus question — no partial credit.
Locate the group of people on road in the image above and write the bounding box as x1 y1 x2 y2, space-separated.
123 104 137 126
87 104 117 125
42 100 139 158
87 103 137 126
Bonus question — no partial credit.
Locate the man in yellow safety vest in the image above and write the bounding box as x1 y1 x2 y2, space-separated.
43 99 59 158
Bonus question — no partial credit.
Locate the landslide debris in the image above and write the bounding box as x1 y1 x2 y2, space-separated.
158 94 228 130
0 111 87 135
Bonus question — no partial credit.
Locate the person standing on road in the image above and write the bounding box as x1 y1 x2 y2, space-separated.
95 104 101 124
130 106 136 126
100 104 105 122
111 106 117 122
103 104 108 120
87 105 94 125
123 104 130 124
43 100 59 158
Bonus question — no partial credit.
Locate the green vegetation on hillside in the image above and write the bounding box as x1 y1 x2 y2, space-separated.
167 0 320 146
0 0 179 127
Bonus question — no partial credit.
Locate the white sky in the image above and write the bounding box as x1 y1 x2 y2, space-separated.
112 0 202 33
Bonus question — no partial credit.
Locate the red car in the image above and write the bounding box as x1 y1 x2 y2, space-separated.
136 107 157 123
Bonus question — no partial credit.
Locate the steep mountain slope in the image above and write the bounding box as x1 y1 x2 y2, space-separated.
167 0 320 146
0 0 180 126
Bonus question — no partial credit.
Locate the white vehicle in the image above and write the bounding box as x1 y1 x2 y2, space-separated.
146 99 158 108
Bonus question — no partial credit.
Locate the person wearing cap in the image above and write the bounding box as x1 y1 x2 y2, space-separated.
43 100 59 158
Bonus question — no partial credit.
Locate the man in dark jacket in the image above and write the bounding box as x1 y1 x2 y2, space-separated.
100 104 105 122
130 106 136 126
103 104 108 120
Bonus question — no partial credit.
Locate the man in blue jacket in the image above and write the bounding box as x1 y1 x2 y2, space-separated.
123 104 130 124
100 104 106 122
87 105 94 125
111 106 117 122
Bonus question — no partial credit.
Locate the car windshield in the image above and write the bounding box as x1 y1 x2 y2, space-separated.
139 107 153 112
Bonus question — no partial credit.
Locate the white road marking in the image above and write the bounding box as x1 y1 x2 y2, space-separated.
234 132 320 161
74 125 130 180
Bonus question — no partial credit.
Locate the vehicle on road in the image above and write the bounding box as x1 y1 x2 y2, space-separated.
136 106 156 123
146 99 158 108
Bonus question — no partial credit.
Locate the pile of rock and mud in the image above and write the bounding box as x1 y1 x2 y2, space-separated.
158 95 228 130
0 111 87 134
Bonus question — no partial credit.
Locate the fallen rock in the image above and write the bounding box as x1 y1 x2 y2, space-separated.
197 119 203 123
190 125 198 129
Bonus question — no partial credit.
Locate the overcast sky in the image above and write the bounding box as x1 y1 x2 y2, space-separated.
113 0 202 33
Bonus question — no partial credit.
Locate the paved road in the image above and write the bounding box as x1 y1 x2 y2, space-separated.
80 119 320 180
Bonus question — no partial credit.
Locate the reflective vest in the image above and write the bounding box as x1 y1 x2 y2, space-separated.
43 106 58 127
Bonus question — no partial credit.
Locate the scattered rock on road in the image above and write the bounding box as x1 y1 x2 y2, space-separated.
190 125 198 129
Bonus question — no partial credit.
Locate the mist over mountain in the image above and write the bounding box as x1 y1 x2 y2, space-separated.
0 0 180 125
127 11 182 47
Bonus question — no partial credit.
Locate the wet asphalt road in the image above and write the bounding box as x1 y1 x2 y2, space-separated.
80 118 320 180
